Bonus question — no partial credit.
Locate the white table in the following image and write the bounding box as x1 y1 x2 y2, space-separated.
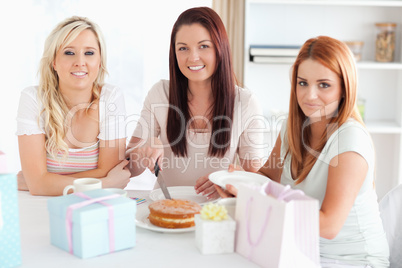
18 187 258 267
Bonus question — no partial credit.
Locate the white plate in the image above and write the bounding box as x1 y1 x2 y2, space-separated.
209 170 269 190
149 186 217 205
135 204 195 233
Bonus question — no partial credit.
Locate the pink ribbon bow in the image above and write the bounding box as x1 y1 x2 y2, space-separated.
65 192 121 255
265 182 305 201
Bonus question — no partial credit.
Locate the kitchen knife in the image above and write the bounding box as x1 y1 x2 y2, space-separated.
155 161 171 199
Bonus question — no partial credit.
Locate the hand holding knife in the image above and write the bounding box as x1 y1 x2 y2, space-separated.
155 161 172 199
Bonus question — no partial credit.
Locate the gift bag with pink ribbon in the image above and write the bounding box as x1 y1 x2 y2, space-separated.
235 180 320 268
47 189 136 258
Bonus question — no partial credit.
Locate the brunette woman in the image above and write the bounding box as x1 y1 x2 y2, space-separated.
127 7 265 199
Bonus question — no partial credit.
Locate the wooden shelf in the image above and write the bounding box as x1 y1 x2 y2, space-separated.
357 61 402 70
365 120 402 134
261 118 402 134
248 0 402 7
248 61 402 70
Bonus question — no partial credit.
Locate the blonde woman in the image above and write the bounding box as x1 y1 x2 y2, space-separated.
218 36 389 267
16 16 130 196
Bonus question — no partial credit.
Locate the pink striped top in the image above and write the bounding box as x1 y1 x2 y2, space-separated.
46 142 99 175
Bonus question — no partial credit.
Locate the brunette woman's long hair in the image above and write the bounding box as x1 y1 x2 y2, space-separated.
287 36 364 184
167 7 236 157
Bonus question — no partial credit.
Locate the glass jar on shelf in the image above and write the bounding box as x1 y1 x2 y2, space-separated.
375 23 396 62
344 41 364 62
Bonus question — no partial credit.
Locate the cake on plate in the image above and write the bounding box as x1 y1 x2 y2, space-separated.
148 199 202 228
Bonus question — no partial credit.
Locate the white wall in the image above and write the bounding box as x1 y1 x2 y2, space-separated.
0 0 211 173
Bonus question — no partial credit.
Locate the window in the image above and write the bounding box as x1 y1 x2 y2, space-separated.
0 0 211 171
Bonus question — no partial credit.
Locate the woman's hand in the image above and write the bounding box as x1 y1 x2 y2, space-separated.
127 137 164 174
17 171 29 191
195 174 219 200
195 164 244 199
215 184 238 198
213 164 243 198
102 160 131 189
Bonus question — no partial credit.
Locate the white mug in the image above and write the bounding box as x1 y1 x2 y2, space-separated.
104 188 128 197
63 178 102 196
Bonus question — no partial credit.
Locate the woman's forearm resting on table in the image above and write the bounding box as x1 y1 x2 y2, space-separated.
22 169 103 196
23 172 78 196
21 163 129 196
19 135 128 195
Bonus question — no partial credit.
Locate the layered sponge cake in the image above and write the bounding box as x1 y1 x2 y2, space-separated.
148 199 202 228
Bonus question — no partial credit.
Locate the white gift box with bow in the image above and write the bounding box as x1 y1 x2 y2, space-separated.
195 213 236 255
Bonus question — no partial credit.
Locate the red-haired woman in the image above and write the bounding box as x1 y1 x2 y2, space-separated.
127 7 265 200
218 36 389 267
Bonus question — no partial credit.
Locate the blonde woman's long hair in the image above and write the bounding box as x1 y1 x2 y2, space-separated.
286 36 364 184
38 16 108 157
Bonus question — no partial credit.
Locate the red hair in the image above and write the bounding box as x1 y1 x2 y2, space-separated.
287 36 364 184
